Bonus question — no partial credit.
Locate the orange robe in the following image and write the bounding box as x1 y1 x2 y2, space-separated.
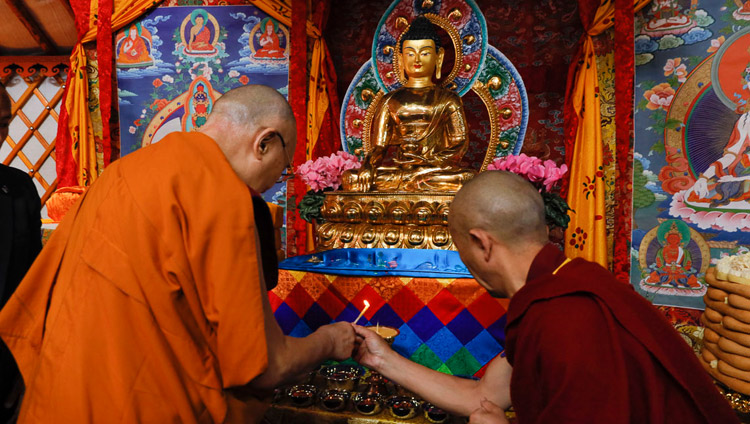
0 132 269 423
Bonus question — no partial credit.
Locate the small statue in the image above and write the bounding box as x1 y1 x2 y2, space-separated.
342 16 476 192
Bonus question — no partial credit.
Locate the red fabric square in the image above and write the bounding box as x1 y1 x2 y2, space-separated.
388 287 425 322
316 287 348 320
351 285 385 321
426 289 464 325
467 293 507 328
284 282 316 318
268 290 283 312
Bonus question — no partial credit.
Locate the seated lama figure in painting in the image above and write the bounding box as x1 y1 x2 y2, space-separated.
342 16 475 192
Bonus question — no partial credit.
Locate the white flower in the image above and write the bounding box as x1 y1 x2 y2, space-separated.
228 70 240 78
215 59 221 64
129 126 136 134
175 61 180 67
162 75 174 84
141 109 146 114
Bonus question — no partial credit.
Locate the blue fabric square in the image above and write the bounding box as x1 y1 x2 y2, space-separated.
274 302 301 335
485 314 507 346
289 320 313 338
446 309 484 345
303 302 334 331
336 303 364 322
407 307 443 341
392 324 423 358
465 330 503 365
370 303 405 328
425 327 463 362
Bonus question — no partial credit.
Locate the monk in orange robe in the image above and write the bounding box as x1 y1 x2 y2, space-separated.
0 85 355 423
353 172 738 424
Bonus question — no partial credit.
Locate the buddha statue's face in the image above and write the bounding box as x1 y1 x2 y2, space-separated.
401 39 443 84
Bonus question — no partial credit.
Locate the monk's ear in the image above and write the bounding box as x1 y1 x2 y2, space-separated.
468 228 494 263
252 128 276 160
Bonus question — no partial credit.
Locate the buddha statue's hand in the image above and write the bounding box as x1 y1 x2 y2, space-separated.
342 165 375 192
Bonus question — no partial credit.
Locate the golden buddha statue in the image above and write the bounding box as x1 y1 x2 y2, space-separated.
317 11 525 251
341 16 475 192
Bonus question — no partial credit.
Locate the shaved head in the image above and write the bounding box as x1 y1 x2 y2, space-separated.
200 84 296 192
450 171 548 248
206 84 294 131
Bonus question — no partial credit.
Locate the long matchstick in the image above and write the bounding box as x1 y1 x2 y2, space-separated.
353 300 370 325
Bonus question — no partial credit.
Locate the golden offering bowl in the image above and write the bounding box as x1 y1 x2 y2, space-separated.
352 392 384 415
321 364 364 391
287 384 316 408
423 402 450 423
318 389 350 412
368 325 400 345
386 395 422 420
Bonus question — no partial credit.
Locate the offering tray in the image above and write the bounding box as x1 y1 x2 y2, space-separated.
264 365 470 424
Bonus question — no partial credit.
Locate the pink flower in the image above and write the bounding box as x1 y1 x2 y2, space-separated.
296 151 361 191
664 58 688 83
486 155 567 192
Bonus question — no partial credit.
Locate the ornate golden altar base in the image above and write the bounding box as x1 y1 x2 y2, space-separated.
317 192 456 250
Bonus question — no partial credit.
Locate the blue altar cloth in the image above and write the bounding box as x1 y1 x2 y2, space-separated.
279 248 473 279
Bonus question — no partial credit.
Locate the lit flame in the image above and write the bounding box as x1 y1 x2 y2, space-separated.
363 300 370 307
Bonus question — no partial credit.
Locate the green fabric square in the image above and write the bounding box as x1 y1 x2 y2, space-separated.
436 363 453 375
409 344 443 370
445 347 481 377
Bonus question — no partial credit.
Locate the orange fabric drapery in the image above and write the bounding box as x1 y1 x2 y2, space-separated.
563 0 649 267
58 0 162 187
250 0 340 255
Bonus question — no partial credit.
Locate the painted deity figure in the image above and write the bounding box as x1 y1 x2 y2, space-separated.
190 84 211 128
254 19 285 59
342 16 475 192
188 13 215 53
646 222 700 288
117 24 153 66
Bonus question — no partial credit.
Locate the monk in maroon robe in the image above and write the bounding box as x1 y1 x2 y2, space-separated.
353 171 737 423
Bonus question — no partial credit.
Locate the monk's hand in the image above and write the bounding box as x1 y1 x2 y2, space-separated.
352 324 392 372
318 321 356 361
469 399 509 424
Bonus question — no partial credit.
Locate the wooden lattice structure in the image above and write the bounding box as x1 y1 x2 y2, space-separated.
0 56 68 220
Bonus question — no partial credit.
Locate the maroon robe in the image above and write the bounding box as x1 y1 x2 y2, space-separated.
505 244 737 423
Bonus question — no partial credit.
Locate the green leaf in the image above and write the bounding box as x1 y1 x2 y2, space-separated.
651 142 665 154
665 118 682 129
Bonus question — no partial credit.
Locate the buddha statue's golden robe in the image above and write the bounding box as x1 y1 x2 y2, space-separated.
342 85 476 192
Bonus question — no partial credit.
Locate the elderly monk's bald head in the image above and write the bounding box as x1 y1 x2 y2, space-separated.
200 84 296 192
206 84 294 131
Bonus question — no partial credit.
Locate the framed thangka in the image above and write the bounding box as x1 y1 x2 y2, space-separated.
632 1 750 309
115 5 290 239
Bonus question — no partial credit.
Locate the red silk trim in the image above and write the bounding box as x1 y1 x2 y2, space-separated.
613 0 634 283
56 0 91 189
97 0 114 167
288 0 308 256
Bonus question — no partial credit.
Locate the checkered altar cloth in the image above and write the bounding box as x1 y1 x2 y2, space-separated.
269 270 509 377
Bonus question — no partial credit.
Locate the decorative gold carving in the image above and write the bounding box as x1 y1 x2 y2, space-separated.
362 90 384 152
464 63 472 72
317 192 457 250
383 45 394 55
352 119 362 128
488 76 502 91
500 107 513 119
463 35 475 45
396 16 409 30
361 88 376 103
421 0 434 8
472 80 501 171
448 8 463 21
393 13 464 89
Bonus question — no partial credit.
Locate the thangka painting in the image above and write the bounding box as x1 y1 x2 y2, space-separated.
632 0 750 309
115 5 290 235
